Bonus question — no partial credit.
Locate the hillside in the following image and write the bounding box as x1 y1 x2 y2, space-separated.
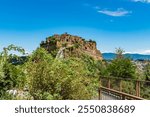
40 33 103 60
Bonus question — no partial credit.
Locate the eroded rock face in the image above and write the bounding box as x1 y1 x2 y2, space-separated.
40 33 103 60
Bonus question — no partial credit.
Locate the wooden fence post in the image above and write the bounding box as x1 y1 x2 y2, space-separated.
136 81 140 97
99 88 101 100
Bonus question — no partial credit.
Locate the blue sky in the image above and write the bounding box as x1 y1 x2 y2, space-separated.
0 0 150 54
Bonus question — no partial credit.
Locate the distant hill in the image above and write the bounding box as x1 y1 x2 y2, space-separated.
102 53 150 60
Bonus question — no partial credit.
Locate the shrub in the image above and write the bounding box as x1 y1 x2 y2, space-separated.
26 48 99 100
0 45 26 99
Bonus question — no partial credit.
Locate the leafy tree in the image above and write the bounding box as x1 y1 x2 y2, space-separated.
115 47 125 59
107 58 136 78
26 48 99 100
107 48 136 79
104 48 137 95
0 45 26 99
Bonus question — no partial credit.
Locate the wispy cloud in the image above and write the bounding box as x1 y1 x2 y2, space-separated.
98 8 132 17
132 0 150 3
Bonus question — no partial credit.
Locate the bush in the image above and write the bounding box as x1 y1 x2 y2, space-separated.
107 58 136 79
0 45 102 100
107 48 136 79
0 45 26 99
26 48 99 100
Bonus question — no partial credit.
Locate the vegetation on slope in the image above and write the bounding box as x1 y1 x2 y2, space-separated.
0 45 150 100
0 45 102 100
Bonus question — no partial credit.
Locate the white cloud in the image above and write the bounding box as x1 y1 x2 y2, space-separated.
125 50 150 55
132 0 150 3
98 8 132 17
140 50 150 55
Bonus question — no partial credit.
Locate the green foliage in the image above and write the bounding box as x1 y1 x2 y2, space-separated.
62 43 67 47
89 39 96 43
74 43 80 48
26 48 99 100
46 37 57 43
107 58 136 79
121 81 135 94
0 45 26 99
50 38 57 44
0 92 14 100
115 47 125 59
4 44 150 100
107 48 136 79
141 86 150 99
0 44 101 100
144 63 150 81
139 63 150 99
102 48 138 97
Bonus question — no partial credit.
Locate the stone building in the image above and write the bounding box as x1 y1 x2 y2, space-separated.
40 33 103 60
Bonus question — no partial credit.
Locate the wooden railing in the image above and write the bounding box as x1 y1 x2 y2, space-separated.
99 76 150 100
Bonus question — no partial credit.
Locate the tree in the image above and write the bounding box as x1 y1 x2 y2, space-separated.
115 47 125 59
26 48 99 100
0 45 26 99
107 48 136 79
106 48 137 94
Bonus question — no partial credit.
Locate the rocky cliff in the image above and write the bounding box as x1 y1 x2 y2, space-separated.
40 33 103 60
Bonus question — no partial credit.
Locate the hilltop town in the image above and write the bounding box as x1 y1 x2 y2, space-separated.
40 33 103 60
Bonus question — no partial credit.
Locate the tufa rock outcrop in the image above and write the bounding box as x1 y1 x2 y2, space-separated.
40 33 103 60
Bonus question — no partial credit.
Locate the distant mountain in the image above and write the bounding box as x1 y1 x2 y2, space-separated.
102 53 150 60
